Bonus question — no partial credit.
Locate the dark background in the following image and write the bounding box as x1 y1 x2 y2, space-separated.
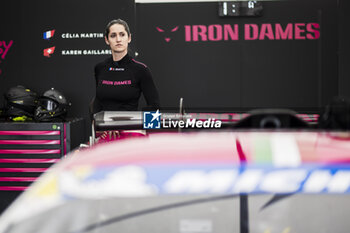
0 0 349 140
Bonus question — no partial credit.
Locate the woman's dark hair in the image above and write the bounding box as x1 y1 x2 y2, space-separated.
105 19 131 38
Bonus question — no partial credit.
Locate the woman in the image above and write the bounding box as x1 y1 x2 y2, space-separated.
92 19 160 113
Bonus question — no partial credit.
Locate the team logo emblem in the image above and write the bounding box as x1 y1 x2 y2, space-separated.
156 26 179 42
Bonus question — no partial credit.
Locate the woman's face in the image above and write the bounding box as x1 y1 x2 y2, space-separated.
105 24 131 54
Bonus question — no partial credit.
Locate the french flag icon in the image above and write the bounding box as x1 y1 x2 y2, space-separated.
43 30 55 40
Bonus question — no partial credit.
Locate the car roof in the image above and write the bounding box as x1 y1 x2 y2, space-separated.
62 131 350 170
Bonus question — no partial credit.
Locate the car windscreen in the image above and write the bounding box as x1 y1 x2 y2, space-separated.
3 194 349 233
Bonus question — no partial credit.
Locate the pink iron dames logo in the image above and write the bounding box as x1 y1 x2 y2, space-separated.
156 26 179 42
155 23 320 43
0 40 14 75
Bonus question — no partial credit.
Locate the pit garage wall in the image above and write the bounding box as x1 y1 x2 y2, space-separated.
135 0 338 109
0 0 346 137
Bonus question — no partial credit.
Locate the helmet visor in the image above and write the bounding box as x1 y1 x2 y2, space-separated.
40 99 58 111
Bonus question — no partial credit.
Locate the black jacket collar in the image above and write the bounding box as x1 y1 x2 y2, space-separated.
108 54 132 67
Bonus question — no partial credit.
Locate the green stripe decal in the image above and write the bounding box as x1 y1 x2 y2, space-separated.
254 135 272 163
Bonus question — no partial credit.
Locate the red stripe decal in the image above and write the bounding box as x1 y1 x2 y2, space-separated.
236 139 247 162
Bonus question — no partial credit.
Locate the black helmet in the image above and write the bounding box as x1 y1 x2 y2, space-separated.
4 86 38 121
34 88 71 122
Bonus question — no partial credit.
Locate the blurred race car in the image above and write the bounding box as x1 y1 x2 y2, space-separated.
0 131 349 233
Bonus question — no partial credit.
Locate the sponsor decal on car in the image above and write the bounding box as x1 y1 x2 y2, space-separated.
53 165 350 199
